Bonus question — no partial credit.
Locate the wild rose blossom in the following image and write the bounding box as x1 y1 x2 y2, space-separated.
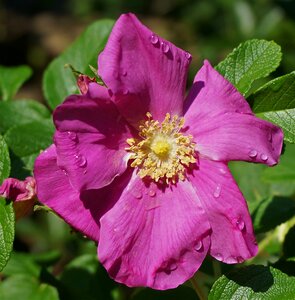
0 177 36 219
34 14 283 289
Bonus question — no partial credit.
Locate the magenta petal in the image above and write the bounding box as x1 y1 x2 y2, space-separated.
53 93 131 191
0 177 36 219
98 173 211 289
189 158 258 263
0 177 35 202
34 145 130 241
98 13 191 125
184 60 253 115
189 112 283 166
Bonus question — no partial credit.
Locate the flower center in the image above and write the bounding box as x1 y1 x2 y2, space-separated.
126 112 196 184
150 138 171 158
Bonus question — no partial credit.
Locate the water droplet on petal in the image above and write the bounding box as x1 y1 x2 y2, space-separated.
213 184 221 198
236 218 245 231
122 88 129 95
150 34 159 45
67 131 77 141
121 70 127 76
62 169 68 176
74 154 87 168
185 52 192 60
194 240 203 251
260 153 268 161
215 253 223 261
161 42 170 53
149 189 156 197
133 191 142 199
169 262 178 271
248 149 257 158
227 256 238 264
237 256 244 263
78 155 87 167
219 168 226 175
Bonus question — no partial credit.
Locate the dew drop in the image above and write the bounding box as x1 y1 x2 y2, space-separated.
260 153 268 161
219 168 226 175
133 191 143 199
67 131 77 141
121 70 127 76
169 262 178 271
161 42 170 53
248 149 257 158
213 184 221 198
236 218 245 231
226 256 238 264
74 154 87 168
149 189 156 197
78 155 87 167
185 52 192 60
62 169 68 176
150 34 159 45
194 240 203 251
215 253 223 261
122 88 129 95
237 256 244 263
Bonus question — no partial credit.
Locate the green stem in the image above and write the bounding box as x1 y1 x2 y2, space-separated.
190 277 207 300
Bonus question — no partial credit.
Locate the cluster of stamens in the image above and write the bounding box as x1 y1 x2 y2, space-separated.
126 112 196 184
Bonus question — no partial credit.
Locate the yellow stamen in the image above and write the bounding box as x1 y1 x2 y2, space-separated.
126 113 196 184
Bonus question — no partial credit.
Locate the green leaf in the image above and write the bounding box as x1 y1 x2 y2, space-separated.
60 254 115 300
0 198 15 272
263 143 295 182
208 265 295 300
0 65 32 101
43 19 114 110
258 108 295 143
216 39 281 95
1 252 41 277
0 100 51 134
229 162 270 212
248 72 295 143
0 135 10 183
0 275 59 300
251 196 295 234
4 120 54 171
248 72 295 113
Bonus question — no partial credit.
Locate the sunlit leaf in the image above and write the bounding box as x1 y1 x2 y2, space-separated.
0 66 32 101
209 265 295 300
216 39 281 95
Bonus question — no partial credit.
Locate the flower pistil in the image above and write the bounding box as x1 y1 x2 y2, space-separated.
126 112 196 183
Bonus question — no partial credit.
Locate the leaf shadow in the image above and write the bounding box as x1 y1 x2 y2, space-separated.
226 265 274 293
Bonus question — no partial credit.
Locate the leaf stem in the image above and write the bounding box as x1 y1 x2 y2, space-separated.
190 276 207 300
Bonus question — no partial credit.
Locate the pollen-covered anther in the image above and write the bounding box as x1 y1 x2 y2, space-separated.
126 112 196 183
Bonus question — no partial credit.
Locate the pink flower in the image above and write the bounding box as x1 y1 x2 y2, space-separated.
34 14 283 289
0 177 36 219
